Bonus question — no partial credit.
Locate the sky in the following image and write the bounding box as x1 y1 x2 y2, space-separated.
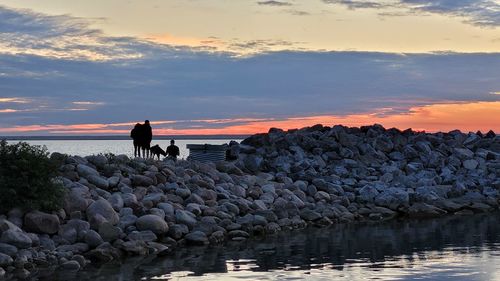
0 0 499 135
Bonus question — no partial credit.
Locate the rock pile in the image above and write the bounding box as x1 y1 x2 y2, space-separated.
0 124 498 279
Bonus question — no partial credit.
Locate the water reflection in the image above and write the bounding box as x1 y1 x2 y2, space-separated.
44 213 500 281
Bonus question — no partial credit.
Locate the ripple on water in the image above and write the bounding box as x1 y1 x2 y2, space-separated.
41 213 500 281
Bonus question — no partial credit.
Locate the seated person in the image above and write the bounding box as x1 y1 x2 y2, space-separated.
166 139 180 160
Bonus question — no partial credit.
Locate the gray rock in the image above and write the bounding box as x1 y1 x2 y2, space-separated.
136 215 169 235
0 252 13 266
0 218 22 233
374 188 409 210
185 231 208 245
300 209 322 221
131 175 153 186
0 243 17 257
358 184 379 203
57 243 89 254
128 230 157 242
61 260 81 271
108 193 124 211
88 175 109 189
168 224 189 240
0 230 32 249
77 164 99 178
98 222 123 242
408 202 447 218
463 159 479 170
63 187 91 214
23 211 60 235
84 230 104 248
175 210 197 229
121 240 148 255
86 199 120 229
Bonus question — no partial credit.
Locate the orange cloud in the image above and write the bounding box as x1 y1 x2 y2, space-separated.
0 101 498 135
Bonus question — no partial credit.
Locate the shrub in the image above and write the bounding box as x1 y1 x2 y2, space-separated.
0 140 65 213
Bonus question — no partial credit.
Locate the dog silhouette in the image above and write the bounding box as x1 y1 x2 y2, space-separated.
150 144 167 160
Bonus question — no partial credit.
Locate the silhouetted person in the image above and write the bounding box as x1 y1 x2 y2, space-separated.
141 120 153 158
166 139 180 161
130 123 142 158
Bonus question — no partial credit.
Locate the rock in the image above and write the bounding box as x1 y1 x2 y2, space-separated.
57 243 89 254
0 230 32 249
128 231 157 242
98 222 123 242
175 210 198 229
0 218 22 233
408 203 447 218
108 193 124 211
299 209 322 221
136 215 169 235
131 175 154 187
0 243 18 257
86 199 120 229
374 188 409 210
88 175 109 189
77 164 99 178
358 184 379 203
314 191 330 201
0 253 13 266
23 211 60 235
168 224 189 240
244 155 263 173
121 240 148 255
185 231 209 245
60 260 81 271
84 230 104 248
63 187 91 214
463 159 479 170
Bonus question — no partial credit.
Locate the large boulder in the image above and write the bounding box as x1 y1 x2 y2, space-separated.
86 199 119 229
374 188 409 210
136 215 169 235
175 210 197 229
87 175 110 190
131 175 154 187
0 230 32 249
63 186 91 214
185 231 208 245
77 164 99 178
24 211 60 235
358 184 379 203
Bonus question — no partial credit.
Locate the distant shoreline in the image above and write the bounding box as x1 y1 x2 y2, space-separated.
1 135 250 141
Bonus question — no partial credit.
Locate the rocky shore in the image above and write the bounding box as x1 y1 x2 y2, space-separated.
0 124 499 279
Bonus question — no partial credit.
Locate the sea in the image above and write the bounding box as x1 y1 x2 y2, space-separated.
5 138 243 159
41 212 500 281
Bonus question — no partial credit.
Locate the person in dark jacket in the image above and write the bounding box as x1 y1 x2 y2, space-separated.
130 123 142 158
141 120 153 158
166 139 180 161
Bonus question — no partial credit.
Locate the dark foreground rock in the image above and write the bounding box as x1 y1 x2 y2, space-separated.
0 124 498 279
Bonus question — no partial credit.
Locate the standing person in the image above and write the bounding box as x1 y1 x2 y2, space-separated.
130 123 142 158
166 139 180 161
141 120 153 158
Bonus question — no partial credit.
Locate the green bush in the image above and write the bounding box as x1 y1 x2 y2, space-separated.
0 140 65 213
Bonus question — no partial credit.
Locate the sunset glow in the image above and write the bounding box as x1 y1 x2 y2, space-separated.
1 102 498 135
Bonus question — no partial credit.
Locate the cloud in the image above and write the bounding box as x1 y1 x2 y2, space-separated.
257 1 293 6
0 97 30 103
72 101 105 105
323 0 393 9
0 5 499 135
323 0 500 27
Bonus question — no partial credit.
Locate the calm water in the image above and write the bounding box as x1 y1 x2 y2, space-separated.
40 213 500 281
9 139 241 159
